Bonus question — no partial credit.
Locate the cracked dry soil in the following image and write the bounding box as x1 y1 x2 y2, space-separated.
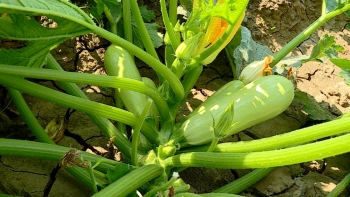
1 0 350 196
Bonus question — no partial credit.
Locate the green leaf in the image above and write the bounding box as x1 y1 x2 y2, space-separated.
294 91 336 121
139 5 155 22
330 58 350 70
0 0 94 67
96 0 105 16
0 0 91 22
338 69 350 85
0 38 65 67
103 0 122 21
106 163 134 183
132 21 163 49
232 27 273 77
0 14 90 40
308 34 336 61
324 0 339 13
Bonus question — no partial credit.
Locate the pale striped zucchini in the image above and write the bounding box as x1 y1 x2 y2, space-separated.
171 75 294 147
104 45 148 117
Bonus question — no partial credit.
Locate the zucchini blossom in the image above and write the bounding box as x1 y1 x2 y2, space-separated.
177 0 245 65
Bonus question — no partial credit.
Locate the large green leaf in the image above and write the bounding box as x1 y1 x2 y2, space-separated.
139 5 155 23
0 0 93 67
323 0 350 14
0 0 91 22
0 14 90 40
0 38 65 67
132 21 163 49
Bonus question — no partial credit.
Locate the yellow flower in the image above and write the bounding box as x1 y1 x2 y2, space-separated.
193 0 245 65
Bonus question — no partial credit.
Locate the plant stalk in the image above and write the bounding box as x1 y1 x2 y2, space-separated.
0 64 171 124
129 0 159 60
0 139 118 171
91 164 163 197
271 3 350 66
0 74 159 143
165 133 350 169
179 116 350 153
122 0 133 44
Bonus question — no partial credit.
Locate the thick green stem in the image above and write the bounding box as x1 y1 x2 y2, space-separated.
46 54 133 158
160 0 180 49
169 0 178 25
91 164 163 197
0 64 171 124
0 74 159 143
214 168 274 194
165 133 350 169
0 139 117 171
122 0 133 44
0 138 114 188
180 117 350 153
271 4 350 67
129 0 159 60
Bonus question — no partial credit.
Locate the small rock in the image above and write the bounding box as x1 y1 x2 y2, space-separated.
253 167 294 196
302 160 324 173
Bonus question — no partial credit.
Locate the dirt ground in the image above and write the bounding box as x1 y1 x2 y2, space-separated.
1 0 350 196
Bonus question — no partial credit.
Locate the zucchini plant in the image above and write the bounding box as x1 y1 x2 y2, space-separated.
0 0 350 196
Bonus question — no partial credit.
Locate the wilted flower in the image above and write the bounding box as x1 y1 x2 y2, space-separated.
239 56 273 84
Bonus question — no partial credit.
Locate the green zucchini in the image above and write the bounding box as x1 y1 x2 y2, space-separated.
104 45 148 117
171 75 294 147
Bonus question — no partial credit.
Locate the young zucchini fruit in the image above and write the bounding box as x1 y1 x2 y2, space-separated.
171 75 294 147
104 45 149 117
